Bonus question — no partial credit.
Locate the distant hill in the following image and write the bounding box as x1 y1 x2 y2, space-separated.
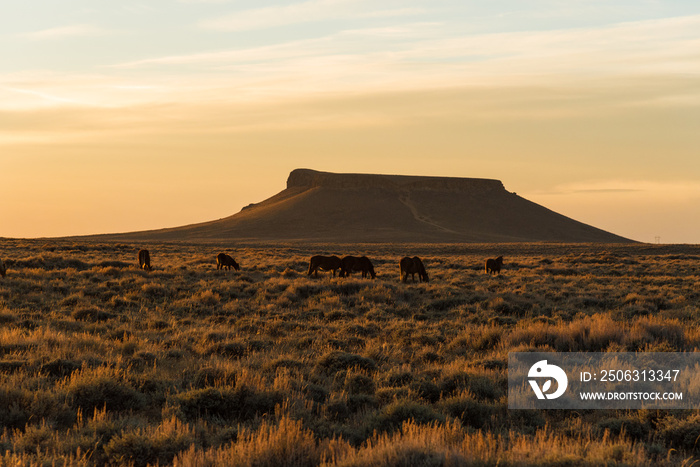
90 169 634 243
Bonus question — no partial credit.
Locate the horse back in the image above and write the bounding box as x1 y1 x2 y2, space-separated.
138 249 151 270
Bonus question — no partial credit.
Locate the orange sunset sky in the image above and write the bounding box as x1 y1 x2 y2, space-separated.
2 1 699 243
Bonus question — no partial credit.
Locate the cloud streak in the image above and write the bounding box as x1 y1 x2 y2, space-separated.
103 14 700 106
531 180 700 199
198 0 424 31
19 24 108 40
6 15 700 118
119 15 700 73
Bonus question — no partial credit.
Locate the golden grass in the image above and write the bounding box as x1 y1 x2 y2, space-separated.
0 240 699 465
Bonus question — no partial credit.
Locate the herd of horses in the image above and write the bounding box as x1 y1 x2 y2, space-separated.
308 255 377 279
306 254 504 281
134 250 504 282
0 251 504 282
138 249 242 272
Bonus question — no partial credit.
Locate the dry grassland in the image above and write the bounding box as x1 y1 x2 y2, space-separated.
0 240 699 466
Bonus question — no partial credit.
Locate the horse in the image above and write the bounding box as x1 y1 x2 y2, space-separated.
0 261 6 278
485 256 504 274
308 255 342 277
138 249 152 271
400 256 428 283
217 253 240 271
340 255 376 279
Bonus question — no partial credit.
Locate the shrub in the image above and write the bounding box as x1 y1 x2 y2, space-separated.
333 419 465 466
375 387 410 405
303 383 328 403
71 307 114 322
346 394 378 413
0 360 26 374
265 358 306 373
410 380 441 403
597 416 649 441
625 316 685 350
39 358 81 378
175 386 281 423
326 398 350 422
372 400 444 433
205 341 247 359
438 371 502 401
384 371 413 387
66 374 146 414
507 314 624 351
194 289 220 307
0 388 32 429
141 282 168 299
344 374 375 395
659 415 700 453
314 351 377 376
192 367 237 388
12 424 59 454
418 350 443 364
105 417 193 467
0 311 17 324
440 396 497 429
428 297 466 312
173 416 335 467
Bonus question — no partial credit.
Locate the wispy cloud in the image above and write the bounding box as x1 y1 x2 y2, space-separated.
107 14 700 104
198 0 424 31
121 4 157 14
19 24 108 41
0 72 169 110
8 14 700 114
533 180 700 199
2 86 84 105
109 23 441 70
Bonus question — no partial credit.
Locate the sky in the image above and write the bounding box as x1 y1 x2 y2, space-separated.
2 0 699 243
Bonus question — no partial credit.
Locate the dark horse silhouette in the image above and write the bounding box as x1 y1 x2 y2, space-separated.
138 249 152 271
340 255 376 279
0 261 6 278
485 256 504 274
400 256 428 282
308 255 342 277
217 253 240 271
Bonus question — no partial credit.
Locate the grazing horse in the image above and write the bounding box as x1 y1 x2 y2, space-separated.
485 256 504 275
340 255 376 279
0 261 6 278
400 256 429 283
217 253 240 271
308 255 342 277
138 249 152 271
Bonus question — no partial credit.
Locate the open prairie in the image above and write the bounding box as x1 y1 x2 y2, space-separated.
1 240 699 466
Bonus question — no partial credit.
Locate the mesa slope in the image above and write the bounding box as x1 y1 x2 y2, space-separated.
95 169 633 243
